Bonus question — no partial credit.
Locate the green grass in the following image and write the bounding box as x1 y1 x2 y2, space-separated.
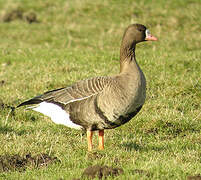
0 0 201 179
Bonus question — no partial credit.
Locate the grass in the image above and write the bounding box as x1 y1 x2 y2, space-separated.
0 0 201 179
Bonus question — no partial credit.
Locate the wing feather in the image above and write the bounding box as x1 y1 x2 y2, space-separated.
17 76 112 107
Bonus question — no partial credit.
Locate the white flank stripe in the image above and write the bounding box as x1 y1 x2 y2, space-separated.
32 102 82 130
62 93 98 105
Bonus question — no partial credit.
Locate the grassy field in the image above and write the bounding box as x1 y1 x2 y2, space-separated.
0 0 201 179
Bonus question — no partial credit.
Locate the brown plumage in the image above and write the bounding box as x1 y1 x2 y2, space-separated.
18 24 157 151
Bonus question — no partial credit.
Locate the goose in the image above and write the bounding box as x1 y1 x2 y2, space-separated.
17 24 157 151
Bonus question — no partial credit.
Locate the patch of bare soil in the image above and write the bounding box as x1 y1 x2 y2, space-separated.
2 8 23 22
1 8 38 23
187 175 201 180
81 165 123 179
0 153 59 172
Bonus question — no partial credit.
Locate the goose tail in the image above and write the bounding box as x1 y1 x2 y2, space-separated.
17 97 42 108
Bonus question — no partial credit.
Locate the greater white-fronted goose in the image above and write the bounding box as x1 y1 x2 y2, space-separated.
18 24 157 151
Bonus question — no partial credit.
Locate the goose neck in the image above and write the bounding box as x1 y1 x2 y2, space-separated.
120 45 138 73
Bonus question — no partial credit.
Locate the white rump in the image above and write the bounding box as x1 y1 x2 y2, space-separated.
32 102 82 130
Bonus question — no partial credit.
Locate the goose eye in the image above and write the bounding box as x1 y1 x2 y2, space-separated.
145 29 150 37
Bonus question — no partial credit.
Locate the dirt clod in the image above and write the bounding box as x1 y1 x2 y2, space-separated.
0 80 6 86
1 8 38 23
24 12 38 23
187 175 201 180
2 8 23 22
82 165 123 179
0 153 59 172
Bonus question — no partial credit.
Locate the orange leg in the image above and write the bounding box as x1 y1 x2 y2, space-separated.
98 130 104 150
87 130 93 151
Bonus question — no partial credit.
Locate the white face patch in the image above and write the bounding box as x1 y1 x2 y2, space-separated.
32 102 83 130
145 29 151 38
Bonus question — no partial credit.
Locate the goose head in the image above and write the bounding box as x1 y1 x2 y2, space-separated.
122 24 157 46
120 24 157 61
